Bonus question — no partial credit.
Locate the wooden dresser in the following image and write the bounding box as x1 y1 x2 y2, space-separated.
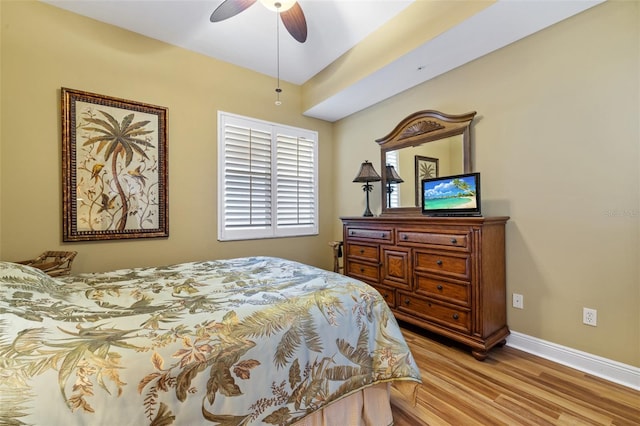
341 215 509 360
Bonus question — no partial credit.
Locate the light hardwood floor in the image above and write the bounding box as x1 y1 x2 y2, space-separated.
391 324 640 425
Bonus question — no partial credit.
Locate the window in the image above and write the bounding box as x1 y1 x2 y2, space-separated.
386 150 400 208
218 112 318 241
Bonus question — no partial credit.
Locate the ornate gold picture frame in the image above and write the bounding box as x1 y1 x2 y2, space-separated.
62 88 168 241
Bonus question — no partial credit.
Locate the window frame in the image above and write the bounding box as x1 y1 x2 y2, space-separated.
217 111 318 241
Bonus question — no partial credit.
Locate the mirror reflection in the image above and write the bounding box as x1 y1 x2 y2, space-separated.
385 135 464 208
376 110 476 215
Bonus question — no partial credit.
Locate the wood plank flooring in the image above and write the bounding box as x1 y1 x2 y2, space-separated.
391 324 640 425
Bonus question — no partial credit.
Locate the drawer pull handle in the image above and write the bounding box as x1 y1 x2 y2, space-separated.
452 313 459 320
437 285 443 291
349 231 354 235
451 238 458 244
436 260 443 266
359 268 365 273
403 299 410 305
381 233 386 238
402 234 408 240
359 249 365 254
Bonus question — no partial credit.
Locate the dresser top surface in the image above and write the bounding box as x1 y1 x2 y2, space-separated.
340 216 509 225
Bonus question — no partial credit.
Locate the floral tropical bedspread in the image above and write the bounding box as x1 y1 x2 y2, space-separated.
0 256 421 425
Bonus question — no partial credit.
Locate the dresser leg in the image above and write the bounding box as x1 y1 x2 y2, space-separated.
471 350 488 361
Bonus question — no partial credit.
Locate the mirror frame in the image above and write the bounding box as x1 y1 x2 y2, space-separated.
376 110 477 215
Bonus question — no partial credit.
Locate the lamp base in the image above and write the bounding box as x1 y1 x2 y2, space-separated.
362 183 374 217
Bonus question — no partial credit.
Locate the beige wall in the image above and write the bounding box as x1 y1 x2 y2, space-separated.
0 1 334 272
333 1 639 366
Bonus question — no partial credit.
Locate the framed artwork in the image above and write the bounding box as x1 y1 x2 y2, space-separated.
414 155 439 206
62 88 168 241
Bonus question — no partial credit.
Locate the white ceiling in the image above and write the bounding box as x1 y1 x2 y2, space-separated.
42 0 603 122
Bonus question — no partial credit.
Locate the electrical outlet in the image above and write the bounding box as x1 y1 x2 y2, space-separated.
583 307 597 326
512 293 523 309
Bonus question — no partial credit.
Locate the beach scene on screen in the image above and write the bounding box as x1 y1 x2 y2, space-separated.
423 176 477 209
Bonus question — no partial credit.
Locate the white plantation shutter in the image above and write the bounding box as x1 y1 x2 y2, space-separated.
223 124 272 228
276 133 315 229
218 112 318 241
386 150 400 208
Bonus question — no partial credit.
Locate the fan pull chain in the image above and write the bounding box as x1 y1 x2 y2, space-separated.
275 4 282 105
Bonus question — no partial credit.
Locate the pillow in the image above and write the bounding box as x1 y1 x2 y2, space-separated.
0 261 61 288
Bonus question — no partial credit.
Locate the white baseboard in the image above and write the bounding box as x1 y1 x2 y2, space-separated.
506 331 640 391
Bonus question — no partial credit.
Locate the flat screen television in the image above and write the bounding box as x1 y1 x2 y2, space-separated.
421 172 481 217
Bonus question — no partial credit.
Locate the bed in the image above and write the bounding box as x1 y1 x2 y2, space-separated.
0 256 421 425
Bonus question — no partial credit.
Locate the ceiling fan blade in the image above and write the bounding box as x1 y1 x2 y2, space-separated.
210 0 257 22
280 2 307 43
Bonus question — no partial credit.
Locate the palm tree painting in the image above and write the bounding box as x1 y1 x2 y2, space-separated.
416 156 439 180
62 89 168 241
414 155 439 205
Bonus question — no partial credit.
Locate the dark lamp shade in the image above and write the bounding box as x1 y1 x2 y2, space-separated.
385 165 404 184
353 161 381 183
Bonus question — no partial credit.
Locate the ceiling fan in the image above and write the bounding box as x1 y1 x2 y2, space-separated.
210 0 308 43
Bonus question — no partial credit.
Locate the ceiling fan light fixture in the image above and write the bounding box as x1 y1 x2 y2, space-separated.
259 0 296 12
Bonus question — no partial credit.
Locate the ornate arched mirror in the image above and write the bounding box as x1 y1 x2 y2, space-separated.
376 110 477 215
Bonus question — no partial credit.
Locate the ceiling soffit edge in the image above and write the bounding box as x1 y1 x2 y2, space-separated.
301 1 496 116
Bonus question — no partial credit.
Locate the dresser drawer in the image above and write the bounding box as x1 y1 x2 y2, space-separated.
346 243 379 261
414 250 471 280
371 285 395 308
414 273 470 306
397 292 471 333
346 227 393 243
346 260 380 282
381 246 411 289
397 229 470 251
